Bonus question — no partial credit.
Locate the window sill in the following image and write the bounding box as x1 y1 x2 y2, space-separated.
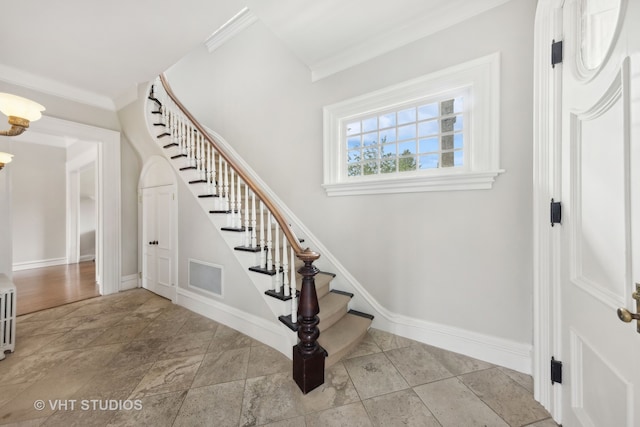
322 169 505 196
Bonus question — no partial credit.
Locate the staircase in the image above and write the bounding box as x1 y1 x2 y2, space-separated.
146 75 373 388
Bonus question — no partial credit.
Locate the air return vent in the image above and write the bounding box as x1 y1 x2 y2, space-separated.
188 259 223 297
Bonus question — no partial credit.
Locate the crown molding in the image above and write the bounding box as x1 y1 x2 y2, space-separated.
205 7 258 53
0 63 116 111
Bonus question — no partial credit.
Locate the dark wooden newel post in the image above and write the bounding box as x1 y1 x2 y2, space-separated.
293 248 325 394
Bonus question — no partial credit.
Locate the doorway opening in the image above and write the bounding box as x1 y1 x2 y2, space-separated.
8 115 121 314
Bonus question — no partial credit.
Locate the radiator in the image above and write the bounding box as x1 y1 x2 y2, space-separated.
0 275 16 361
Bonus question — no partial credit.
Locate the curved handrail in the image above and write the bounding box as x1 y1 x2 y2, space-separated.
159 74 318 261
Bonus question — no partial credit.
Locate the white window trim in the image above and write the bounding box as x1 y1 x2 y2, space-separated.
322 52 503 196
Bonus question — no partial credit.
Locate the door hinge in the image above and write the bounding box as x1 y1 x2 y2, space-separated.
550 198 562 226
551 357 563 384
552 39 563 68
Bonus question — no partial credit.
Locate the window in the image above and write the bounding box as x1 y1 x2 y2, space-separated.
322 53 503 196
345 94 466 177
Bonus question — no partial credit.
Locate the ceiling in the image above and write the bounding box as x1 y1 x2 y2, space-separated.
0 0 511 111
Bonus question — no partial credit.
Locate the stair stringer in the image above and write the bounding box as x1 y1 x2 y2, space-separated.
197 124 383 319
142 96 299 359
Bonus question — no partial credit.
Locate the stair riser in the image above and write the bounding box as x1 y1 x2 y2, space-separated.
319 305 348 332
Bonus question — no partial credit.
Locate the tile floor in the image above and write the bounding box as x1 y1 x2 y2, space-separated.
0 289 557 426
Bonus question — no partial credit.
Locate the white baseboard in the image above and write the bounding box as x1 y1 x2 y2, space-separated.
120 274 139 291
372 313 532 374
176 287 296 359
79 254 95 262
175 285 529 373
12 257 68 271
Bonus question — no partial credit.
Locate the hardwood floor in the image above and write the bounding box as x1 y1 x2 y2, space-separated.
12 261 100 316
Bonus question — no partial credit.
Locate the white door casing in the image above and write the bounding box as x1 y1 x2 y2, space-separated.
18 116 121 295
534 0 640 424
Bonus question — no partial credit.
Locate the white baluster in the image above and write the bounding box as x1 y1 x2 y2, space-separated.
173 113 179 150
229 169 235 226
195 131 200 174
244 185 250 246
259 201 265 267
180 119 187 157
201 137 207 180
223 162 229 211
208 144 215 194
175 113 181 151
291 246 297 324
236 172 242 229
160 88 169 127
190 127 196 167
195 132 199 174
283 236 290 297
266 211 273 272
201 135 206 179
251 194 257 248
166 109 172 142
185 121 190 164
173 113 178 148
218 154 223 199
274 225 281 293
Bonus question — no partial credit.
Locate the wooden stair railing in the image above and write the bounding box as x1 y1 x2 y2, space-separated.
153 74 325 393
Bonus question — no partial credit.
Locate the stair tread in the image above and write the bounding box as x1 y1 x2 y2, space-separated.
317 292 351 332
318 313 372 366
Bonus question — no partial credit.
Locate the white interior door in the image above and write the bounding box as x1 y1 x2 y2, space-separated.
559 1 640 425
142 185 176 301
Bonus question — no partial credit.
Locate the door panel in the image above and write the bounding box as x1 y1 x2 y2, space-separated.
570 69 629 307
560 1 639 425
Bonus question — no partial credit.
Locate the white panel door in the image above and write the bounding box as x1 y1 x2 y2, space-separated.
560 1 640 425
142 185 176 301
154 186 174 300
141 188 156 294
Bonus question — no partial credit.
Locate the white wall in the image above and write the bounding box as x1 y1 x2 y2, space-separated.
79 165 96 260
166 0 536 350
120 136 141 277
11 142 67 266
0 140 12 277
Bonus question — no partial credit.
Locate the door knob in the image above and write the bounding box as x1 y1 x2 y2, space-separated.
617 284 640 333
617 308 640 322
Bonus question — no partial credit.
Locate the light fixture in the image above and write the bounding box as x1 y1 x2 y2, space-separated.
0 152 13 170
0 93 45 137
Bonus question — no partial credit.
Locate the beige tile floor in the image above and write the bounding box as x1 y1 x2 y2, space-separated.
0 289 557 426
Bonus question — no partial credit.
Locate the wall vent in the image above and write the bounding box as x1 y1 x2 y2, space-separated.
188 259 223 297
